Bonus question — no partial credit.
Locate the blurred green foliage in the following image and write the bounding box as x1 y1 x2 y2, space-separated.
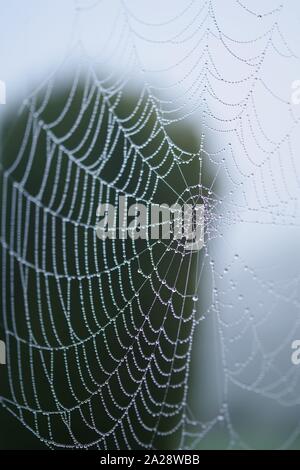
0 73 215 449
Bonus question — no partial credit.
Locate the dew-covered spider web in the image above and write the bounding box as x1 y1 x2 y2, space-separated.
1 0 300 450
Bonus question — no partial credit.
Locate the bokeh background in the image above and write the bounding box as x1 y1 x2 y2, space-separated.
1 0 300 449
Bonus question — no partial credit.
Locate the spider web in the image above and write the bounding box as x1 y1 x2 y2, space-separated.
1 0 300 450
